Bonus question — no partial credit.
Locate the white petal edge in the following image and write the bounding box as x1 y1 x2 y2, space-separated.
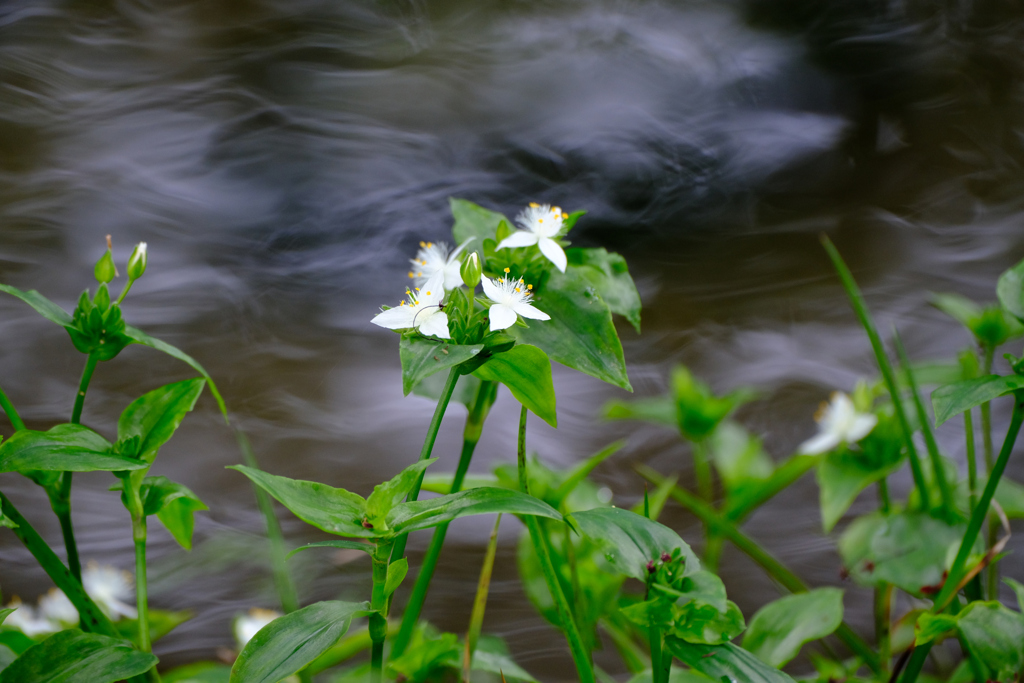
480 276 503 301
848 414 878 442
537 237 567 272
449 237 475 260
798 431 841 455
489 304 518 331
497 231 539 250
515 302 550 321
418 271 446 306
372 306 417 329
418 310 451 339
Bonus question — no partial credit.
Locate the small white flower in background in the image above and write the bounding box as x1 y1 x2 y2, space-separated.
234 607 282 649
83 562 137 620
371 270 450 339
409 238 474 290
497 203 569 273
481 271 551 331
2 598 60 637
798 391 878 455
38 588 79 627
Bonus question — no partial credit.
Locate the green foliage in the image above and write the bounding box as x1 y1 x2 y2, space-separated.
141 477 208 550
997 256 1024 322
386 631 459 682
286 540 372 559
932 292 1023 347
570 507 700 581
230 600 371 683
816 428 904 532
669 366 754 441
116 379 206 465
0 425 145 474
709 422 773 491
742 588 844 667
116 609 194 647
664 640 797 683
399 337 482 396
931 374 1024 425
566 247 642 332
956 601 1024 680
473 344 557 426
0 630 157 683
384 557 408 597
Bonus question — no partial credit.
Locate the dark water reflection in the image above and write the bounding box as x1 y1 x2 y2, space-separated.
2 0 1024 677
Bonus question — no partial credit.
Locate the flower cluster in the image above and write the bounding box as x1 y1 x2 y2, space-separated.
372 202 573 342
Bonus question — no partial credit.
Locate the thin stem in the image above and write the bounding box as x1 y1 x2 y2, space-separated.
723 454 817 521
71 352 98 425
389 368 460 563
637 464 882 675
391 380 496 657
821 236 930 509
518 406 596 683
649 625 665 683
57 352 98 583
463 514 501 683
132 515 152 653
878 478 891 513
692 438 722 572
964 410 977 511
874 584 892 674
369 540 394 683
0 382 26 431
982 345 999 600
236 430 299 614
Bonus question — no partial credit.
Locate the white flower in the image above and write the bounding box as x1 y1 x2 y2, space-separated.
82 562 137 620
798 392 878 455
481 273 551 331
496 203 569 273
3 598 60 637
234 607 282 649
371 270 450 339
409 238 474 290
38 588 79 627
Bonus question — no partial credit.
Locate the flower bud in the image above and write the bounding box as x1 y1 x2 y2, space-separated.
127 242 147 281
460 251 482 289
94 236 117 284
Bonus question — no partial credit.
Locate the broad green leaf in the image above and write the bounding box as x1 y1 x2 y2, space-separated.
931 374 1024 426
412 371 481 408
665 639 797 683
931 293 981 328
603 396 676 427
0 610 13 628
387 487 562 535
997 256 1024 322
0 425 145 473
626 669 715 683
816 447 903 532
116 609 193 647
0 632 33 656
956 601 1024 678
472 344 557 427
364 459 437 530
228 465 370 538
566 248 642 332
230 600 371 683
420 473 499 495
723 454 817 520
386 632 459 681
286 540 373 559
710 422 773 491
570 507 700 580
0 284 74 327
117 379 205 464
163 662 231 683
742 588 844 667
930 294 1024 348
141 477 208 550
914 613 959 645
450 199 506 259
838 511 971 596
671 600 745 645
512 267 631 391
398 337 482 397
384 558 408 597
0 630 157 683
470 649 539 682
123 325 227 421
673 570 728 613
955 477 1024 518
0 644 16 673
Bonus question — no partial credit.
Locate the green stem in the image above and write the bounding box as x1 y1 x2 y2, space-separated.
0 382 26 431
391 380 495 658
874 584 892 674
600 617 649 674
236 430 299 614
649 625 665 683
71 352 98 425
894 331 955 515
0 491 117 636
389 368 460 564
637 464 882 675
821 236 930 509
964 409 977 511
878 478 891 513
518 406 596 683
463 514 501 683
723 454 817 521
982 344 998 600
369 540 394 683
132 514 152 653
692 438 722 572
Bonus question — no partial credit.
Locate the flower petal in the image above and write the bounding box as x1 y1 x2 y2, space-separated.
419 271 446 306
514 302 550 321
488 304 518 331
497 231 539 250
480 275 503 302
848 414 878 442
442 262 464 290
449 237 475 260
537 237 567 272
798 431 841 455
418 310 451 339
371 306 417 330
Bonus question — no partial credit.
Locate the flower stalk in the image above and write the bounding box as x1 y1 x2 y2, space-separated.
369 539 394 683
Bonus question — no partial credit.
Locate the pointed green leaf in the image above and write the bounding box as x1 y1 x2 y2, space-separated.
566 248 642 332
386 632 460 681
665 639 797 683
552 441 623 506
123 325 227 421
1004 578 1024 612
473 344 557 427
671 600 746 645
816 448 903 532
138 476 208 550
997 256 1024 322
399 337 482 397
0 630 157 683
931 293 982 329
384 558 409 597
0 512 17 529
710 422 773 491
0 425 145 473
914 612 959 645
230 600 371 683
163 662 231 683
470 649 539 682
450 199 506 259
603 396 677 427
364 459 437 528
115 609 193 647
0 284 74 328
118 379 205 464
932 374 1024 426
228 465 370 538
956 601 1024 677
387 487 562 535
286 540 373 559
0 610 14 628
742 588 844 667
570 507 700 580
511 267 631 391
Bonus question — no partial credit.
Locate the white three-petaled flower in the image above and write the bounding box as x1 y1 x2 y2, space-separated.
481 274 550 331
496 203 568 273
798 392 878 455
371 270 450 339
234 607 282 649
82 562 138 620
409 238 474 290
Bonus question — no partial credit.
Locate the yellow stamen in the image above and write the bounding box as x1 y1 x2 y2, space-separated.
420 241 426 247
529 202 539 208
538 218 543 223
408 272 414 278
561 213 568 219
415 287 420 291
504 267 510 273
527 284 533 290
426 291 431 295
515 287 521 293
417 272 423 277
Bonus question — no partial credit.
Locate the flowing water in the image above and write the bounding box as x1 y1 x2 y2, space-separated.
2 0 1024 677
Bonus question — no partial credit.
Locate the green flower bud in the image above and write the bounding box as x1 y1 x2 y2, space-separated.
460 251 482 289
127 242 148 281
94 235 117 284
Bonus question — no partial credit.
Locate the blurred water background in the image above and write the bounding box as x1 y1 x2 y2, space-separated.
2 0 1024 677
